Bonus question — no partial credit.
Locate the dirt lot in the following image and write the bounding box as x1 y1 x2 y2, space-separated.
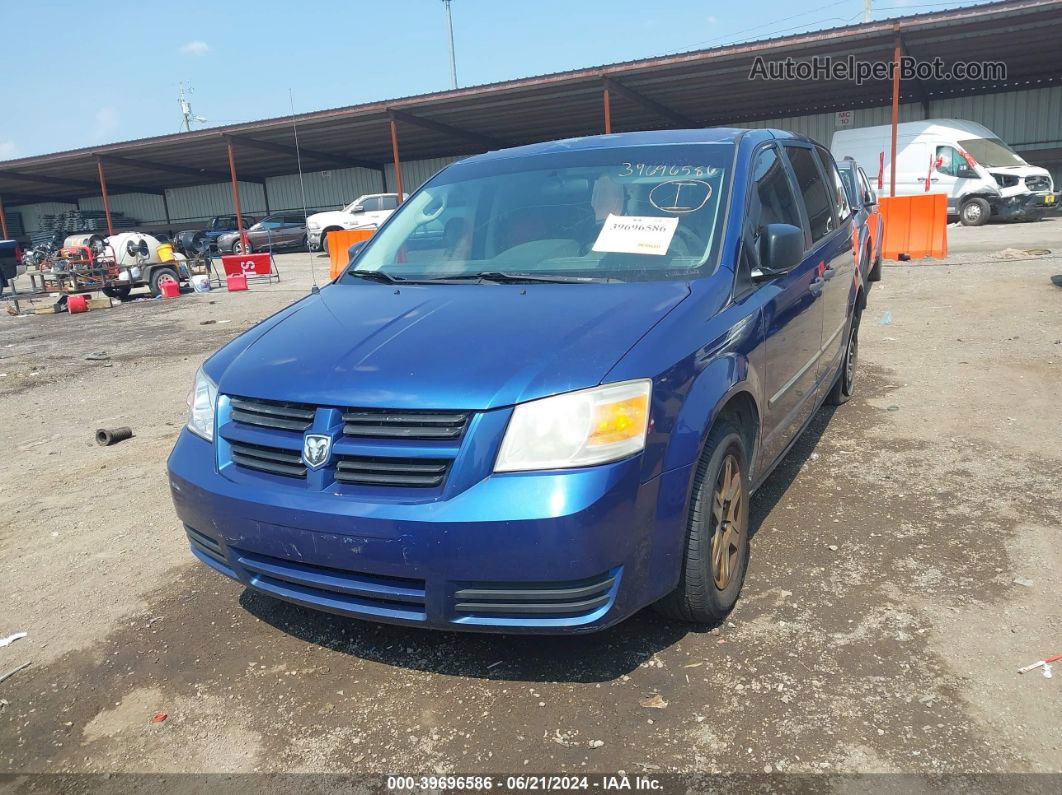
1 219 1060 781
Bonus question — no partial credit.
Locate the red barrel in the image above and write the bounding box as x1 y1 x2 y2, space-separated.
160 280 181 298
68 294 88 314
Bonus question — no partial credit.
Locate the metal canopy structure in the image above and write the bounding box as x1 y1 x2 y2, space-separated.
0 0 1059 228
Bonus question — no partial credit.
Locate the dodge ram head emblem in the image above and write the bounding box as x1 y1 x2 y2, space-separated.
302 434 332 470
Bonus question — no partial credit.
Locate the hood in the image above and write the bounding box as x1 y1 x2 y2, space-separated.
213 281 690 410
306 210 349 227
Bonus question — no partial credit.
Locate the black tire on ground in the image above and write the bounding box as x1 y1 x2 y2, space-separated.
653 420 751 624
232 239 251 255
868 250 883 282
147 266 180 298
827 307 861 405
101 285 132 301
960 197 991 226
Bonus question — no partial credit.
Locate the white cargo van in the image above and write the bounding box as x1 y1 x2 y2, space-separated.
831 119 1056 226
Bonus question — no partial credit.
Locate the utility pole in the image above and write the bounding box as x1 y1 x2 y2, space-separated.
443 0 458 89
178 82 207 132
864 0 873 23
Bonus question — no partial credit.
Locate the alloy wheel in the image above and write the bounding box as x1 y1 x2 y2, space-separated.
710 454 746 590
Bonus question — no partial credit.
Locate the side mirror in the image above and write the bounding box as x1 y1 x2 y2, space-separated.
350 204 365 214
752 224 804 279
346 241 366 266
957 167 978 180
863 189 877 206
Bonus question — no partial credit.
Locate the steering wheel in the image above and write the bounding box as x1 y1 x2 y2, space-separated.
669 224 703 257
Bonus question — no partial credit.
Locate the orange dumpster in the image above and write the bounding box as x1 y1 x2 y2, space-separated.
879 194 948 260
328 228 376 279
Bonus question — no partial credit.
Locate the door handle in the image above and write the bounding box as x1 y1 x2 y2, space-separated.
809 278 824 295
929 177 939 183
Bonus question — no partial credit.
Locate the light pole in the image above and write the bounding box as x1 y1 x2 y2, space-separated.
443 0 458 89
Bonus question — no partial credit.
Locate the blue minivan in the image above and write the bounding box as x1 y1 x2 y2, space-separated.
168 128 867 633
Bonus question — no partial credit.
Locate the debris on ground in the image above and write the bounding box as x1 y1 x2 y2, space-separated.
0 632 27 648
151 712 167 723
95 427 133 446
992 248 1052 260
1018 655 1061 676
84 352 109 361
0 661 31 685
1012 578 1035 588
880 310 893 325
639 694 669 709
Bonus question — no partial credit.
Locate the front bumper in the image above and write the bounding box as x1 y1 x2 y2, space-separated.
167 430 688 633
993 192 1058 220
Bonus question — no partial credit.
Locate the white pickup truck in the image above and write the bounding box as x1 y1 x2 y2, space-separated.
306 193 406 252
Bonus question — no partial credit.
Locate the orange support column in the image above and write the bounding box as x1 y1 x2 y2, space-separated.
0 195 9 240
603 83 612 134
390 117 404 203
96 158 115 237
226 139 247 248
889 29 901 198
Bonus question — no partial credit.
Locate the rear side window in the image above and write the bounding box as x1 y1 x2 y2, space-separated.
816 147 852 223
784 145 834 242
858 168 876 204
379 196 399 210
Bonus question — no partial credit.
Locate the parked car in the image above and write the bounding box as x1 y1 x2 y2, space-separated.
174 215 256 255
831 119 1056 226
305 193 405 253
0 239 24 293
837 157 883 284
216 212 307 255
168 128 867 633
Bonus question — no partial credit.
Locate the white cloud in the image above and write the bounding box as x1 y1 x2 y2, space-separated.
0 140 17 160
179 40 210 56
94 106 120 139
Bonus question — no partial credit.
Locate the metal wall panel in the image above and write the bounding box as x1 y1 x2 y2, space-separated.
78 193 168 224
164 182 267 224
265 167 385 213
6 202 78 233
736 102 925 147
931 86 1062 149
384 156 464 194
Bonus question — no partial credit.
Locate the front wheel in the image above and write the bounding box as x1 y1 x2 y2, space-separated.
827 308 861 405
232 239 252 255
960 197 990 226
654 420 751 624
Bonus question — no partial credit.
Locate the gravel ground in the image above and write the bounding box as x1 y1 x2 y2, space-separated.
0 219 1060 781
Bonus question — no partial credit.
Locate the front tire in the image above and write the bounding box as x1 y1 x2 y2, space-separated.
148 266 180 298
960 197 990 227
827 307 861 405
654 420 751 624
233 239 251 255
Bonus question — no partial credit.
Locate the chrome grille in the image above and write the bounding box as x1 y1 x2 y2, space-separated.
230 396 314 432
342 409 468 440
230 440 306 478
334 456 450 488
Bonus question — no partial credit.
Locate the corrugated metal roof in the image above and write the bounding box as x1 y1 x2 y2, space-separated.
1 0 1059 206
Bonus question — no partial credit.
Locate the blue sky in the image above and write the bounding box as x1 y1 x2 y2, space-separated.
0 0 989 160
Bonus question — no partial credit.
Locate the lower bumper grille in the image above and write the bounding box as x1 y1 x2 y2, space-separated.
233 548 427 621
454 572 617 618
230 441 306 478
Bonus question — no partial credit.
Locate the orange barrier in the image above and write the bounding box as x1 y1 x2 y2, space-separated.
328 229 376 279
879 194 948 260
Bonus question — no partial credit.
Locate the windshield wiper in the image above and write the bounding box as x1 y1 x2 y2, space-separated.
348 269 404 284
418 271 617 284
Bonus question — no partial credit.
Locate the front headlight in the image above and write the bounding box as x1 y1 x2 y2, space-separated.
494 380 652 472
186 367 218 442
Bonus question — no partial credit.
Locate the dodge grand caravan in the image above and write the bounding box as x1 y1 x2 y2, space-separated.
168 128 867 633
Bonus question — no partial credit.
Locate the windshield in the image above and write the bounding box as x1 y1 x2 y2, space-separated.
343 144 735 283
958 137 1026 168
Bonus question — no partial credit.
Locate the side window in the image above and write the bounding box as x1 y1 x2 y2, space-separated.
935 146 961 177
784 145 834 242
858 168 876 204
817 147 852 222
358 197 381 212
284 213 305 225
379 196 399 211
744 145 804 276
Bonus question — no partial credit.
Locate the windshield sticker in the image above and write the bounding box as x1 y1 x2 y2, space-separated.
619 163 720 178
649 179 713 214
592 214 679 256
